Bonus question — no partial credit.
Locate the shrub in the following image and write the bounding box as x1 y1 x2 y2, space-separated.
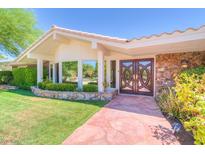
174 71 205 144
156 87 181 118
38 80 52 89
157 66 205 144
83 84 98 92
0 71 13 84
12 67 37 89
88 81 97 85
64 81 78 85
38 81 77 92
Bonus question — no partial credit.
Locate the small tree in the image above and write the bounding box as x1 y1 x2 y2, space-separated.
0 9 42 56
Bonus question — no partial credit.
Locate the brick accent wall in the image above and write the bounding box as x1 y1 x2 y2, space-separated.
155 51 205 94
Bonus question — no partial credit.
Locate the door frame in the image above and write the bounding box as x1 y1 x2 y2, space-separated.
119 58 154 96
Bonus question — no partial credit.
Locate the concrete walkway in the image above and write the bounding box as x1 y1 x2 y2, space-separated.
63 95 179 145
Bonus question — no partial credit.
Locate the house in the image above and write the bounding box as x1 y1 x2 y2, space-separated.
10 25 205 96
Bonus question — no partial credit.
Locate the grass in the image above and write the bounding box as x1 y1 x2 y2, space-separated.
0 89 107 144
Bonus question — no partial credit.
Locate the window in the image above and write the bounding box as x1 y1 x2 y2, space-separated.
62 61 78 83
83 60 97 85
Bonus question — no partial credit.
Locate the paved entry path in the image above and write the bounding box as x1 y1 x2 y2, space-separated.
63 95 179 145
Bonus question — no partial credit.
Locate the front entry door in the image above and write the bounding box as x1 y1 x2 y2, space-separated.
120 58 154 96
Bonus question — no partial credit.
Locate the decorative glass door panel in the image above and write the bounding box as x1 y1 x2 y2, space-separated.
120 61 135 93
120 59 154 96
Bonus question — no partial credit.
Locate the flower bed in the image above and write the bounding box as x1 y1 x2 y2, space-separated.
31 86 118 101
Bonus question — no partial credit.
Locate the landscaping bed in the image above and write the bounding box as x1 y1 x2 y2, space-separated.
163 113 194 145
156 66 205 145
31 86 118 101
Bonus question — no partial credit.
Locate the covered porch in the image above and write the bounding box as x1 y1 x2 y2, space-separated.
11 25 205 96
34 42 115 93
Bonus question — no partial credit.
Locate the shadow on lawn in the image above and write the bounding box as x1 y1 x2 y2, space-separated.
5 89 107 108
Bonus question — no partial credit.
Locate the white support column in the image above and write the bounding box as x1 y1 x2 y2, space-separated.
78 60 83 90
48 62 51 81
106 59 111 88
37 59 43 83
97 50 104 92
116 59 120 92
59 62 62 83
52 63 56 83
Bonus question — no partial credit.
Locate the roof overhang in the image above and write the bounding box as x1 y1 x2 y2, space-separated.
11 25 205 65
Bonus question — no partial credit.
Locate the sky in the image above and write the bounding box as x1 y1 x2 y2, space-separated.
2 8 205 62
33 8 205 39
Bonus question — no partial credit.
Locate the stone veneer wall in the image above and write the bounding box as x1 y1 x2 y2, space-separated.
155 51 205 94
0 85 17 90
31 87 118 101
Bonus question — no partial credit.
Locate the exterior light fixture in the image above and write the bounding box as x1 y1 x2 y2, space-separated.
181 59 189 69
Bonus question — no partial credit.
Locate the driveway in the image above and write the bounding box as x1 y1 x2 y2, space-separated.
63 95 179 145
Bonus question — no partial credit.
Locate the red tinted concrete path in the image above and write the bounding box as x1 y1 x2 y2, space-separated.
63 95 179 145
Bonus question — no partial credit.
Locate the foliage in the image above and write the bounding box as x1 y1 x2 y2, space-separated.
62 61 78 82
88 81 97 85
83 84 98 92
83 63 97 78
0 89 106 144
0 9 42 56
0 55 4 59
38 81 77 92
157 66 205 144
156 87 180 118
184 103 205 145
0 71 13 84
12 67 37 89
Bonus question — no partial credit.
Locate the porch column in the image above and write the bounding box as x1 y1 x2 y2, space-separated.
59 62 62 83
78 60 83 90
97 50 104 92
37 59 43 83
48 62 51 80
52 63 56 83
106 59 111 88
116 59 120 92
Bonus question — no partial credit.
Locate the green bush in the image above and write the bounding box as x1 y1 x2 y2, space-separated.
38 81 98 92
83 84 98 92
156 87 181 118
64 81 78 85
88 81 97 85
38 80 52 89
181 66 205 76
157 66 205 144
38 81 77 92
0 71 13 84
12 67 37 89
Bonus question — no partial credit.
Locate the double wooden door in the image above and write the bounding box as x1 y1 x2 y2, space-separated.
120 58 154 96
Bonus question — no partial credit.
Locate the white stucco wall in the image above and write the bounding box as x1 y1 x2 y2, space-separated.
55 39 97 62
105 50 155 60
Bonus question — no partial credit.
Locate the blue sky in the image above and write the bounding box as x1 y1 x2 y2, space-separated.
33 8 205 39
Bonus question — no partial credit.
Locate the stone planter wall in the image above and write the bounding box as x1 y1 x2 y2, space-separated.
0 85 17 90
31 87 118 101
155 51 205 94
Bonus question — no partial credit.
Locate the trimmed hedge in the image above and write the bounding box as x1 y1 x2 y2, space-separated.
88 81 97 85
0 71 13 84
38 81 77 92
38 81 98 92
12 67 37 90
83 84 98 92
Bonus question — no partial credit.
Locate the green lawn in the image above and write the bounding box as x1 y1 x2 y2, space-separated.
0 89 107 144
